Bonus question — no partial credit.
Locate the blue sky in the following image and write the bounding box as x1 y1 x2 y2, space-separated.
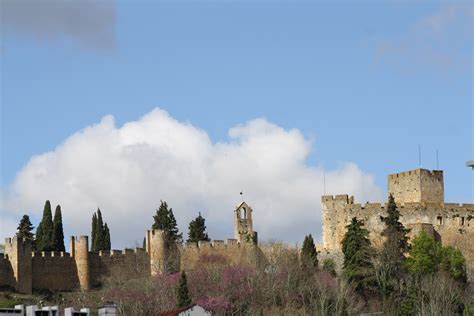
1 1 472 247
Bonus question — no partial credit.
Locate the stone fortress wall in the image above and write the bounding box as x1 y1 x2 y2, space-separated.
320 168 474 278
1 201 260 294
2 167 471 294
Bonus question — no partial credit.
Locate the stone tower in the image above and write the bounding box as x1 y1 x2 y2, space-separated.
388 168 444 204
234 201 257 243
70 236 90 291
4 237 32 294
146 229 166 275
321 195 354 250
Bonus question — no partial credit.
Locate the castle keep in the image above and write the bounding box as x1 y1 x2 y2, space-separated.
0 202 260 294
321 168 474 278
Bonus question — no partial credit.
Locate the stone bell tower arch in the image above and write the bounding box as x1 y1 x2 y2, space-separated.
234 201 257 244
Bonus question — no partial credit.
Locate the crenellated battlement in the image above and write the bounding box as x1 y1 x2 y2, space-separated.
388 168 443 179
321 195 355 204
31 251 71 258
322 168 473 280
91 248 145 257
2 200 262 293
182 239 241 250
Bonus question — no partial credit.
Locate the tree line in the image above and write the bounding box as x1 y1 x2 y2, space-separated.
15 200 112 252
16 200 65 252
14 199 211 253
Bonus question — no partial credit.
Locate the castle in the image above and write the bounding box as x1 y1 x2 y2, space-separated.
1 168 472 294
0 201 261 294
320 168 474 278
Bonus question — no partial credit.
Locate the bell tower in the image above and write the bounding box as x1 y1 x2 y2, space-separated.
234 201 257 244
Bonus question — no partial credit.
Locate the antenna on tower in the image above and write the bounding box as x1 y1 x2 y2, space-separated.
436 149 439 170
418 144 422 168
323 171 326 195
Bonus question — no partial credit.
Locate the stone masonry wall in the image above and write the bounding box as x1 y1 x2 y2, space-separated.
0 254 14 288
89 249 150 288
321 195 474 277
179 239 264 271
31 252 79 291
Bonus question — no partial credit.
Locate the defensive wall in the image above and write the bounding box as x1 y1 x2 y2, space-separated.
321 168 474 279
1 201 260 294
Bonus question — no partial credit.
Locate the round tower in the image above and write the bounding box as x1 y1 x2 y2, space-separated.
71 236 90 290
148 229 166 275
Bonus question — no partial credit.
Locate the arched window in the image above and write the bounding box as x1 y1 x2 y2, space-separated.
242 207 247 219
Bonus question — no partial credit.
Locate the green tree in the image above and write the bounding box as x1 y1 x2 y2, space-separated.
377 194 410 296
177 271 192 307
406 231 466 283
187 212 210 243
152 201 183 244
91 209 111 251
322 258 337 277
91 213 98 251
104 223 111 251
36 200 55 251
52 205 65 252
96 209 105 250
16 215 35 240
440 245 466 283
405 230 441 277
300 234 318 270
341 217 375 296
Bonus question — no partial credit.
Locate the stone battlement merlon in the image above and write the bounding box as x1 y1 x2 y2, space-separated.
321 195 354 204
342 201 474 211
4 237 31 246
388 168 443 178
31 251 71 258
182 238 241 250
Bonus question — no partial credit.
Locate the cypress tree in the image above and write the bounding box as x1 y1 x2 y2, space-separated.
377 194 410 296
176 271 192 307
341 217 375 296
36 200 54 251
91 209 111 251
104 223 111 250
52 205 65 252
35 223 43 252
96 209 105 250
91 213 98 252
152 201 182 244
301 234 318 270
16 215 35 249
187 212 210 243
168 210 181 243
381 194 410 257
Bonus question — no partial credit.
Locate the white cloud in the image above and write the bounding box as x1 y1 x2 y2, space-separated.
1 108 383 248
